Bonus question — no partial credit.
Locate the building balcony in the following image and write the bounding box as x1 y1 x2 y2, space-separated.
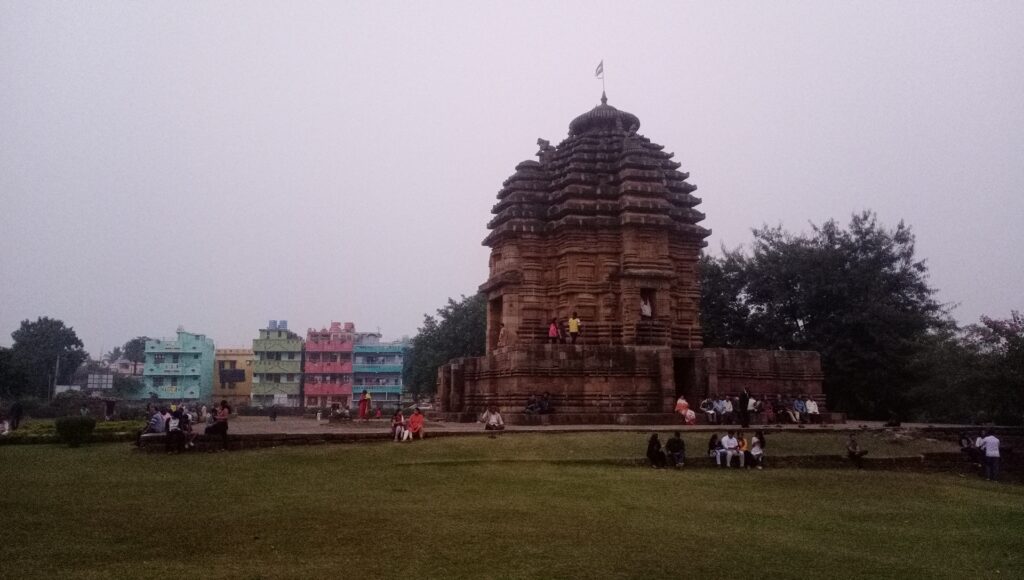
253 360 302 374
144 363 202 376
304 383 353 397
251 382 301 396
354 384 403 394
353 363 404 373
252 339 304 352
147 340 183 353
354 344 406 354
305 340 354 353
304 361 353 374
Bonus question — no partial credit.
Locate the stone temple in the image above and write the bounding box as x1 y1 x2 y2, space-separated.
437 94 824 421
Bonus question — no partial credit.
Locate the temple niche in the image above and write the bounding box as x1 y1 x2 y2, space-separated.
437 94 824 421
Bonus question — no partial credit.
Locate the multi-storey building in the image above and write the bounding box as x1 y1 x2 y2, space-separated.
304 322 354 409
353 332 407 407
139 329 215 401
213 348 254 408
251 320 303 408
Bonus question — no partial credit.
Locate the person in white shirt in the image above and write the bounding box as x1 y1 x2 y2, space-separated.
719 431 744 468
980 431 1000 481
750 431 766 469
480 406 505 431
804 397 820 424
722 398 735 425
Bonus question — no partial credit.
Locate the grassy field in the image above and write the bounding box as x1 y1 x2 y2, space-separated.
1 433 1020 580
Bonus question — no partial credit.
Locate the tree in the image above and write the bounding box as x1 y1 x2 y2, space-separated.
104 346 124 363
0 347 27 400
404 294 487 398
112 375 144 398
10 317 89 399
122 337 149 375
700 212 948 419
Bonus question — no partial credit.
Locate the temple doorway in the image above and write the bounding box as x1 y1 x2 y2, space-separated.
673 355 698 403
489 296 503 349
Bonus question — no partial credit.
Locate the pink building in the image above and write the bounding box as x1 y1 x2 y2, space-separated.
304 322 355 408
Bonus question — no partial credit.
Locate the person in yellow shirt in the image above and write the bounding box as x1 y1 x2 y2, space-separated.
567 311 582 344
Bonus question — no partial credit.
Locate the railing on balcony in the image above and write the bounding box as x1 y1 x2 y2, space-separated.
304 361 353 374
354 344 406 354
305 340 354 352
353 364 404 373
253 360 302 374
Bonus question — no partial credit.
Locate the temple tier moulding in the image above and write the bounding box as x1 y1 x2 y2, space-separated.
436 93 826 421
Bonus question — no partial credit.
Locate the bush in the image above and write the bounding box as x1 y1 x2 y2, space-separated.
54 416 97 447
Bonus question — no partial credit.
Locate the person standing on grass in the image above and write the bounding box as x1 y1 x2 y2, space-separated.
567 312 582 344
847 433 868 468
358 390 371 421
408 408 425 440
980 430 1000 481
646 433 667 468
665 431 686 467
204 400 231 451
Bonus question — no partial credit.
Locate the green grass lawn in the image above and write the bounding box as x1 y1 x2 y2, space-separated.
1 433 1020 580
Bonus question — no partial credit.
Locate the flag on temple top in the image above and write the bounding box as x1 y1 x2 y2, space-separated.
595 60 604 79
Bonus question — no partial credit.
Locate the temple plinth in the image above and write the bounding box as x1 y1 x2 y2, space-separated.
437 95 824 418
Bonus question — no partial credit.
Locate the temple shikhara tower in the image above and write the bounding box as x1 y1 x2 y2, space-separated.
438 94 824 420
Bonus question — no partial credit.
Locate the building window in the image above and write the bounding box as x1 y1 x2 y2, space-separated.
171 354 179 363
219 361 227 370
154 354 165 364
287 352 295 360
154 378 164 387
229 360 237 370
171 377 178 386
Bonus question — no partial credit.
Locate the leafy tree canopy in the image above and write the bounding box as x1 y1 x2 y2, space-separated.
10 317 89 399
404 294 486 398
701 211 949 419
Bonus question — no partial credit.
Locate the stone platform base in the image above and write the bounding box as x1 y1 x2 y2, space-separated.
431 411 847 426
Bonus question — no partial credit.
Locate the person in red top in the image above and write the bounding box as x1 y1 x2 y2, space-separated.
358 390 371 420
204 400 231 450
408 408 425 440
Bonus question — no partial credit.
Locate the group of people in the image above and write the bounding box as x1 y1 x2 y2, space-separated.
389 408 426 442
646 431 688 468
547 312 583 344
524 393 554 415
959 430 1003 481
705 430 768 469
681 391 821 428
135 400 232 452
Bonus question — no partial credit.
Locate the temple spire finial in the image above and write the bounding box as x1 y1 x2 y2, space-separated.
601 90 607 105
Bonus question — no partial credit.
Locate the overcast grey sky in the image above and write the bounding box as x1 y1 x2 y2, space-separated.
2 1 1022 354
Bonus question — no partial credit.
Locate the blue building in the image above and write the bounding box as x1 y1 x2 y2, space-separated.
352 332 406 407
138 329 215 401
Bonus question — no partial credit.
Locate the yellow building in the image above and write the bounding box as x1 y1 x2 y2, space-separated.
213 348 254 408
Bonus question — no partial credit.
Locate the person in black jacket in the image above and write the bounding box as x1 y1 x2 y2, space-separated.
646 433 667 468
665 431 686 467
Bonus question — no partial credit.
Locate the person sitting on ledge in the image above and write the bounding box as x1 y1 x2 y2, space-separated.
646 433 667 468
761 398 776 425
707 433 722 465
524 394 541 414
665 431 686 467
712 397 726 425
480 406 505 431
407 408 425 440
750 430 766 469
737 432 750 467
548 318 560 344
804 396 820 424
700 398 716 424
538 392 553 414
720 430 743 468
722 397 735 425
782 397 800 424
847 433 868 468
792 396 807 425
391 409 406 442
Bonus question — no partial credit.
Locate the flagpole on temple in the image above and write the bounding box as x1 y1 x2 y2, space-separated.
595 59 605 97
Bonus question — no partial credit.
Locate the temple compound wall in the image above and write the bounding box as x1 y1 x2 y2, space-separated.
438 94 824 417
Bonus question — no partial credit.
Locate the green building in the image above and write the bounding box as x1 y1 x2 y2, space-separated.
251 320 303 408
139 329 215 401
